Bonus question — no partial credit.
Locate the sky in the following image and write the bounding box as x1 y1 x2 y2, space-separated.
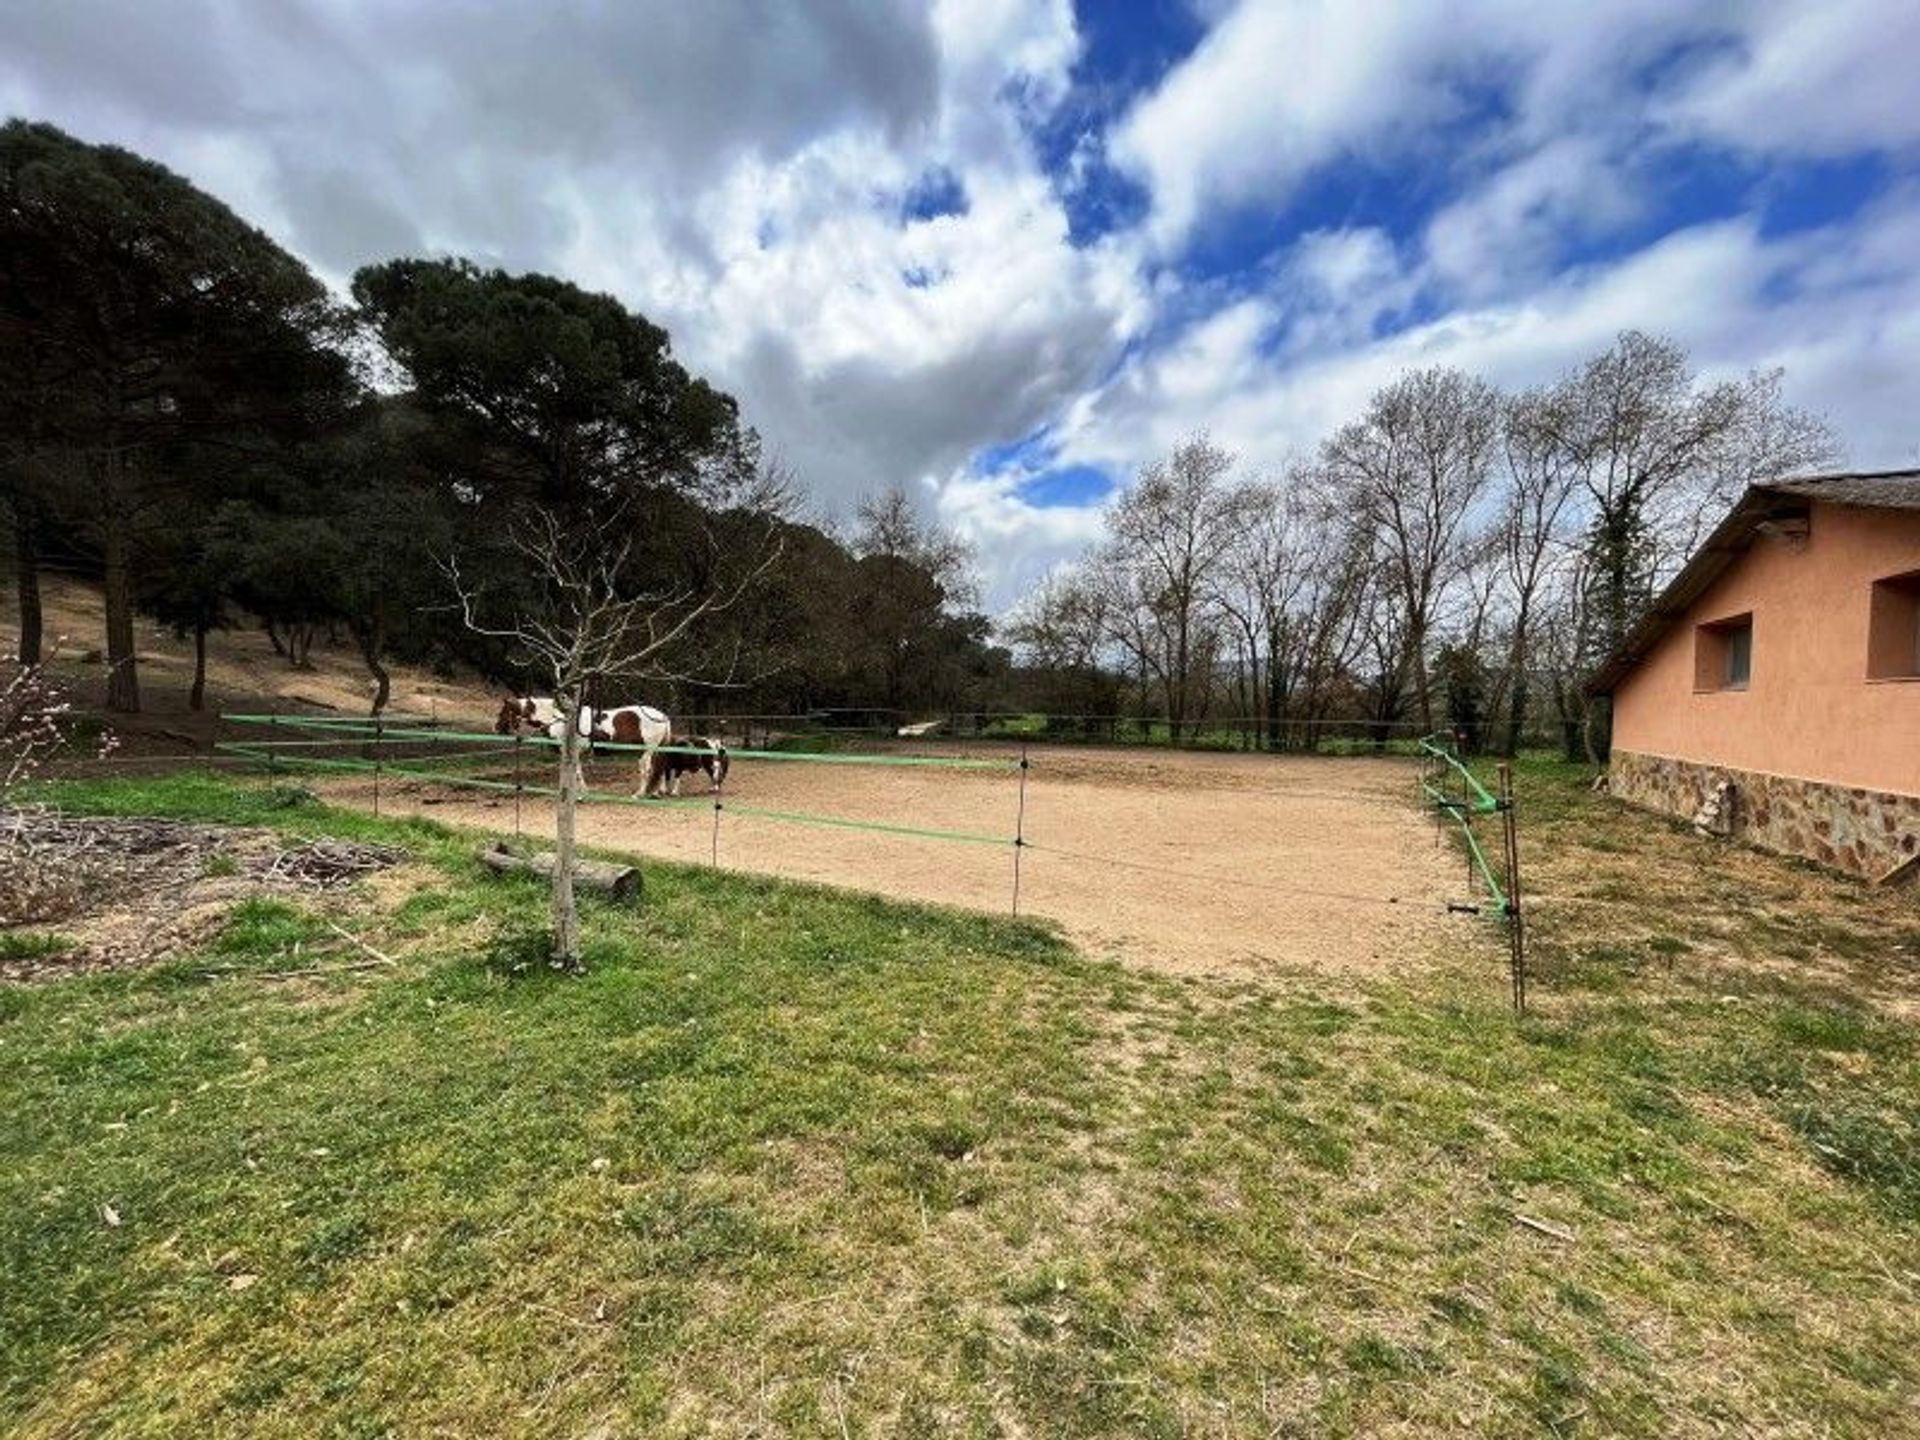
5 0 1919 609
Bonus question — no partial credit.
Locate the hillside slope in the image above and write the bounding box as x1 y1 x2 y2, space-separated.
4 575 498 754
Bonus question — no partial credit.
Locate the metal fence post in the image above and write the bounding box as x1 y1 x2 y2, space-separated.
372 712 383 816
1498 761 1526 1015
1011 743 1030 916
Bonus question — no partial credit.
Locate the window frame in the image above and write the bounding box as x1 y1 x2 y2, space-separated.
1694 612 1755 694
1867 569 1920 682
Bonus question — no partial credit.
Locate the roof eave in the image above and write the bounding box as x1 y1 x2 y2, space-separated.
1583 491 1810 696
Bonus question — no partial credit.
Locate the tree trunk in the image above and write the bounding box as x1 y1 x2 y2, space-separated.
1584 694 1611 765
1502 673 1528 757
265 619 287 658
480 845 639 901
12 498 42 667
1264 620 1284 751
1502 602 1531 758
1408 621 1432 733
189 620 208 711
101 505 140 713
355 620 391 715
551 699 583 969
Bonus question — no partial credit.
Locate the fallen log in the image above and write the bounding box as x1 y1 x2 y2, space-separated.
477 843 642 903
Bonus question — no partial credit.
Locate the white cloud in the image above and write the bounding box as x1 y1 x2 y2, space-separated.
1423 136 1640 300
5 0 1919 614
1053 194 1920 500
1110 0 1920 253
1661 0 1920 157
1108 0 1462 250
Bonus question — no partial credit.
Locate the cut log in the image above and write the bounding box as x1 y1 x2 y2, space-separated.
1876 852 1919 889
477 843 642 903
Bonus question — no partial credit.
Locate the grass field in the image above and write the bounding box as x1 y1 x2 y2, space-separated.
2 763 1916 1436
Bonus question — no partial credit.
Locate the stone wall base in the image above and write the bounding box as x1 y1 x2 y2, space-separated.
1610 751 1920 882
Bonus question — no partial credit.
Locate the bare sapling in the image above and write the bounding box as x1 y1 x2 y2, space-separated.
447 488 784 971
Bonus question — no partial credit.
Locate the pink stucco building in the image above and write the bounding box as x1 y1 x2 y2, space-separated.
1589 470 1920 882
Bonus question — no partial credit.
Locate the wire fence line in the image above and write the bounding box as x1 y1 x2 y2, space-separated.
1418 732 1528 1012
208 713 1529 1006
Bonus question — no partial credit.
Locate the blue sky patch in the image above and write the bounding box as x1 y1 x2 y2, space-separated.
901 166 968 223
1019 463 1115 508
1757 153 1891 238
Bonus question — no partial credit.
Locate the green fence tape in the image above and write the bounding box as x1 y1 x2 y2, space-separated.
216 743 1006 841
1417 733 1499 813
217 744 717 810
1420 777 1510 914
220 714 1016 769
719 802 1010 847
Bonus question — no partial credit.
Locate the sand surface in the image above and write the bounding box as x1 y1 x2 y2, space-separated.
329 742 1474 977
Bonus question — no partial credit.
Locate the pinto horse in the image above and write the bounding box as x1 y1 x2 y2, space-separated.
494 695 596 790
643 735 729 797
592 704 671 749
494 696 673 792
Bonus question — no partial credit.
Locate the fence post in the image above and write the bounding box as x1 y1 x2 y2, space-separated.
1459 737 1473 893
1498 761 1526 1015
268 711 279 779
711 775 724 869
1011 743 1030 916
372 711 383 817
513 731 524 838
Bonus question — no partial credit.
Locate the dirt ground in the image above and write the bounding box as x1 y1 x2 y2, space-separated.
327 743 1477 977
13 579 1477 976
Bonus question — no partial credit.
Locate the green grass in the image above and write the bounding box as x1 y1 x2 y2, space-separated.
762 729 862 755
0 931 77 963
0 768 1915 1435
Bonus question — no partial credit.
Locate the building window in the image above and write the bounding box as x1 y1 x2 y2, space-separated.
1868 571 1920 680
1694 613 1753 692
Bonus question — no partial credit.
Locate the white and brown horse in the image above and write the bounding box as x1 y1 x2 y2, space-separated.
494 696 671 791
592 704 671 749
495 695 595 790
643 735 729 797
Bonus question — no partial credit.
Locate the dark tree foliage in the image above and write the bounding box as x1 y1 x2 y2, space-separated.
138 500 247 711
351 258 749 512
0 128 1030 728
0 119 356 710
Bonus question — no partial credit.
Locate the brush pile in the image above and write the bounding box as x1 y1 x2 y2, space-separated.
0 807 409 979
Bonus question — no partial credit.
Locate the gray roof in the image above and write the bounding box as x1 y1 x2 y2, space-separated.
1759 468 1920 509
1586 468 1920 695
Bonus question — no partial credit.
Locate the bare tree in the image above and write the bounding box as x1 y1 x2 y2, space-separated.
1098 434 1240 740
1210 474 1319 747
447 497 782 969
1495 389 1583 752
853 486 978 605
1541 331 1839 669
1317 368 1500 730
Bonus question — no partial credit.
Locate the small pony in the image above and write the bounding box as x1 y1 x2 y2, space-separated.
644 735 729 797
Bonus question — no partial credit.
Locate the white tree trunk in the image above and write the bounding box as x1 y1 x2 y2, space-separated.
552 696 583 969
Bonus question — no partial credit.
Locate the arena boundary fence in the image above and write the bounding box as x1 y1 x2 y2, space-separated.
215 713 1529 1006
1419 732 1527 1012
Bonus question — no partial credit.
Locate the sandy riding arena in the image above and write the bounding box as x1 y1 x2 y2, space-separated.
323 743 1467 976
